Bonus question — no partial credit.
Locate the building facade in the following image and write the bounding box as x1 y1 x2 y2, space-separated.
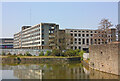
116 24 120 42
14 23 116 51
14 23 59 49
65 29 96 52
65 28 116 52
0 38 14 49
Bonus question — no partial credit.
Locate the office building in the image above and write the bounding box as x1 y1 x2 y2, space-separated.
14 22 116 52
65 28 116 52
0 38 14 49
14 23 59 49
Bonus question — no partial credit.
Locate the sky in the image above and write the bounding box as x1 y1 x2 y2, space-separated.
2 2 118 38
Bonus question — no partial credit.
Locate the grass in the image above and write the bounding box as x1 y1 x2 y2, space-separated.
0 55 81 58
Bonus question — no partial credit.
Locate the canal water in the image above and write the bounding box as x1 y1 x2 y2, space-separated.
1 62 120 79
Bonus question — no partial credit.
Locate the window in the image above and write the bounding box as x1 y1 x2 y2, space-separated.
82 39 85 44
42 41 44 45
71 46 73 49
75 34 77 37
91 34 93 36
75 38 77 41
86 31 89 33
71 33 73 36
82 31 85 32
74 31 77 32
82 34 85 37
51 31 54 33
75 46 77 49
78 31 81 32
87 39 89 45
86 34 89 37
91 39 93 44
79 38 81 41
78 34 81 37
51 27 54 29
71 30 73 32
75 42 77 44
79 42 81 44
79 46 81 49
91 31 93 33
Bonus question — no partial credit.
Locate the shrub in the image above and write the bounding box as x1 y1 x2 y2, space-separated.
25 52 32 56
79 50 85 57
7 52 11 56
44 53 48 56
51 49 61 56
2 52 6 56
18 53 23 56
60 52 65 56
75 49 80 56
39 51 44 56
64 49 76 57
79 50 85 61
13 54 16 56
87 58 90 60
45 51 51 56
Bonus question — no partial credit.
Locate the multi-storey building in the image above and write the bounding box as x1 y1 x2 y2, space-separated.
14 22 116 52
14 23 59 49
0 38 14 49
116 24 120 41
65 28 116 52
65 29 96 52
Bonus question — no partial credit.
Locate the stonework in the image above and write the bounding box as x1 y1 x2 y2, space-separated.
89 42 120 75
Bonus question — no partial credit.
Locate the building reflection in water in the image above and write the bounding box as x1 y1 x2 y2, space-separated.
14 70 42 79
2 63 120 79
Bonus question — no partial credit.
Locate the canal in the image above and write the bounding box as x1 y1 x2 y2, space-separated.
1 62 120 79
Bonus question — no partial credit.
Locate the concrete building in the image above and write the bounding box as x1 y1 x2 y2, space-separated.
65 29 96 52
14 23 59 49
0 38 14 49
116 24 120 41
65 28 116 52
14 23 116 51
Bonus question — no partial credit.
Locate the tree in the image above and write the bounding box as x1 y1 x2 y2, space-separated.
39 51 44 56
51 49 61 56
93 18 113 44
49 30 73 51
2 52 6 56
45 51 51 56
79 50 86 61
25 51 32 56
7 52 11 56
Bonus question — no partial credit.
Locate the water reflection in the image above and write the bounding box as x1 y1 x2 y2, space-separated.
2 63 120 79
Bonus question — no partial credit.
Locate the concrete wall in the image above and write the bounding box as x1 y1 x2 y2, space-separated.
0 49 52 56
89 42 120 75
83 53 89 60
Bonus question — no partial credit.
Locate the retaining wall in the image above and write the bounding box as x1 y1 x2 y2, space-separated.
89 42 120 75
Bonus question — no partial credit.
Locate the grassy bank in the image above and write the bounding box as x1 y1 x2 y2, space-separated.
0 55 81 58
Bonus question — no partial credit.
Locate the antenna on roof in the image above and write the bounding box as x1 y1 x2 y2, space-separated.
30 8 31 26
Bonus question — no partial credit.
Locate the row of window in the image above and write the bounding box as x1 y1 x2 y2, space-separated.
71 33 93 37
22 42 40 46
70 30 96 33
22 37 40 43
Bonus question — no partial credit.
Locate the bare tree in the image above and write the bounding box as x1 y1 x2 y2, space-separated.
48 30 73 51
93 18 113 44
